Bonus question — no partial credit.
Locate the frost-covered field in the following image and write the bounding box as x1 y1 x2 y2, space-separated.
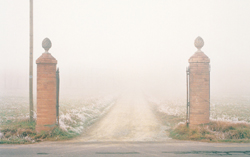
0 96 30 124
59 95 117 134
0 94 117 134
148 94 250 124
1 93 250 134
210 95 250 122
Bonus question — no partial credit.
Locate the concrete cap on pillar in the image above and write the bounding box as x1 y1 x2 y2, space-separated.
36 38 57 64
189 36 210 63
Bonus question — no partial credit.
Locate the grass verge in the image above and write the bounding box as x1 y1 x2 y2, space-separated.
150 101 250 143
0 119 79 144
170 121 250 143
150 102 185 134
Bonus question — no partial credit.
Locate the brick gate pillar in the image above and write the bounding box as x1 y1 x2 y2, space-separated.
188 36 210 125
36 38 57 132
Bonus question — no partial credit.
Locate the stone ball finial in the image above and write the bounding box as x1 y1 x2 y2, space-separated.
194 36 204 51
42 38 52 52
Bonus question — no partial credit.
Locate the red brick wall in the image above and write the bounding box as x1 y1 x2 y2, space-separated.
36 53 57 132
189 52 210 125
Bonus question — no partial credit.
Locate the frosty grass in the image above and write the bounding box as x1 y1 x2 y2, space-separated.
148 94 250 124
1 93 250 135
0 94 117 135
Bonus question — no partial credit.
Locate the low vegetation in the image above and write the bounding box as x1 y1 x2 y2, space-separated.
170 121 250 142
0 119 79 144
0 94 117 144
153 108 185 129
148 95 250 143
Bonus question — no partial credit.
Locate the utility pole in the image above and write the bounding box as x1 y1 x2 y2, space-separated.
29 0 34 121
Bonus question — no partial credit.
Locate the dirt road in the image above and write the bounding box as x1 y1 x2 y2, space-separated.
77 93 169 142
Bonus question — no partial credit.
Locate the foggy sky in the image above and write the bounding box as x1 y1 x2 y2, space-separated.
1 0 250 98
